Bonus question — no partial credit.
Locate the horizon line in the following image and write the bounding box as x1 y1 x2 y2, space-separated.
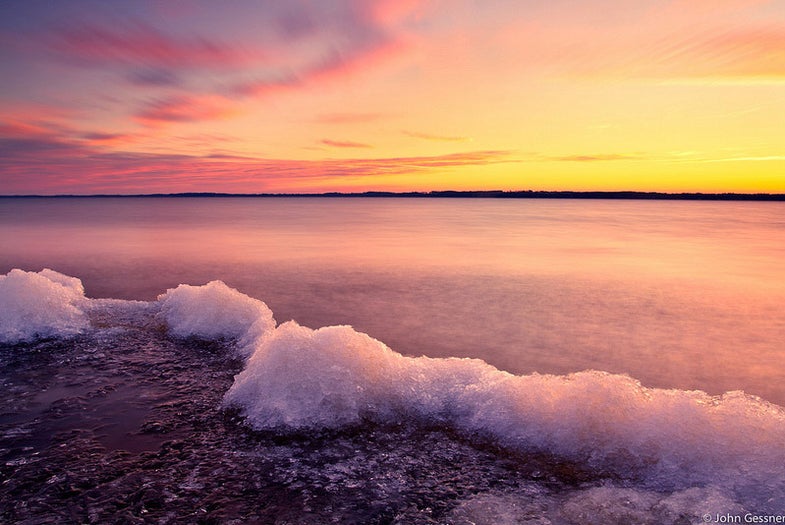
1 190 785 201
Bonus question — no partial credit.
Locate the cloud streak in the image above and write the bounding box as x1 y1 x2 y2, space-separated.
699 155 785 163
50 23 256 70
316 112 388 124
403 131 470 142
494 1 785 82
321 139 373 149
37 1 422 128
134 95 239 125
554 154 643 162
0 121 513 194
659 26 785 79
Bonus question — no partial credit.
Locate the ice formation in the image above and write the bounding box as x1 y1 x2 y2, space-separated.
3 272 782 512
0 268 89 343
157 280 275 356
204 281 785 501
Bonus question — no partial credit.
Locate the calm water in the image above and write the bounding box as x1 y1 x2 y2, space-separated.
2 196 784 404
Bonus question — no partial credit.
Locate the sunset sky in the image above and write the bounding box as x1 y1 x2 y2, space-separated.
1 0 784 195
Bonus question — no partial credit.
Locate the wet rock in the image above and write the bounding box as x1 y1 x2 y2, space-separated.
139 420 170 434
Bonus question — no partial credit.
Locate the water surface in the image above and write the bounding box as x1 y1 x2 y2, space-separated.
3 196 783 403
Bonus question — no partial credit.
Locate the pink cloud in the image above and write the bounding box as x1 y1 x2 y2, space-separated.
0 121 58 139
555 154 643 162
581 23 785 81
404 131 469 142
316 112 389 124
321 139 373 149
229 1 418 99
0 105 81 138
79 131 141 148
489 1 785 82
134 95 239 125
367 0 425 25
652 0 773 21
51 23 257 70
0 126 513 194
668 26 785 78
0 109 146 151
18 1 424 133
230 40 403 99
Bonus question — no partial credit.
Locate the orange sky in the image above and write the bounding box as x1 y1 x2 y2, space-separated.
0 0 783 194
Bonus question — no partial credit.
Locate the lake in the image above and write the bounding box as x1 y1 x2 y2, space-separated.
2 196 784 523
3 196 783 403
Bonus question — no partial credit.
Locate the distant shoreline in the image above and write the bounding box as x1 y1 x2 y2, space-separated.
1 190 784 201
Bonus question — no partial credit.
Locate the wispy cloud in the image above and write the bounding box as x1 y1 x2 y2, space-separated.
664 26 785 79
494 1 785 83
699 155 785 163
316 112 388 124
554 154 643 162
37 1 422 128
321 139 373 149
79 131 140 147
597 23 785 82
126 68 183 87
134 95 238 125
403 131 470 142
49 23 256 70
0 120 513 194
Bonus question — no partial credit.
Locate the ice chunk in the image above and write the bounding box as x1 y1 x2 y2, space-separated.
223 319 502 430
0 268 89 343
224 321 406 429
157 280 275 354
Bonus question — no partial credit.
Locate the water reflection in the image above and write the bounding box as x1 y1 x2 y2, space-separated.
2 197 784 404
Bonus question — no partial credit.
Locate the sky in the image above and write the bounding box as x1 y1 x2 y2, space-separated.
0 0 784 195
